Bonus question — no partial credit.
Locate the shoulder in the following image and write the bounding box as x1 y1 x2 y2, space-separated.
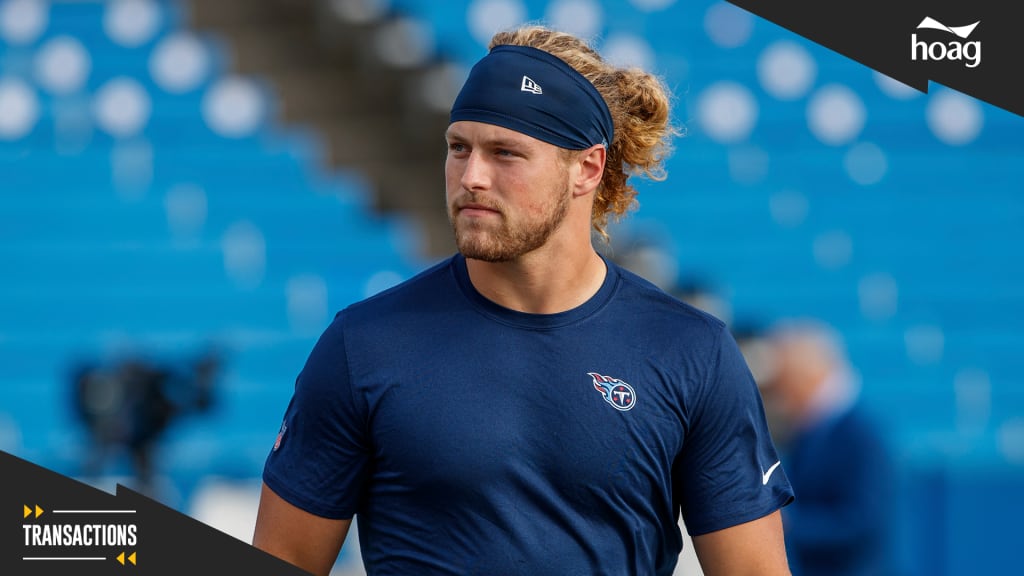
610 261 729 342
320 256 469 361
833 402 891 449
341 256 457 323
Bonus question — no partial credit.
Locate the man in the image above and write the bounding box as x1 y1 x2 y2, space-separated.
761 320 895 576
253 26 794 575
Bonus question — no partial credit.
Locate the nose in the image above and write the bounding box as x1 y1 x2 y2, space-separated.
459 150 490 192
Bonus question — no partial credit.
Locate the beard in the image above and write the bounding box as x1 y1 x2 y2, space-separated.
448 184 571 262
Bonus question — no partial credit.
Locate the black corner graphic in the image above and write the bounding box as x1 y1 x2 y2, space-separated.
1 450 312 576
726 0 1023 119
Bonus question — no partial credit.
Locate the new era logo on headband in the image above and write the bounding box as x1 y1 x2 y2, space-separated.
450 45 613 149
521 75 543 94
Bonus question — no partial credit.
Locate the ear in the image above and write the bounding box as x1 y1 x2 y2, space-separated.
571 143 607 198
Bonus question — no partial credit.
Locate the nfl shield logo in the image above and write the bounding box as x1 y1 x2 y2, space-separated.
273 422 287 451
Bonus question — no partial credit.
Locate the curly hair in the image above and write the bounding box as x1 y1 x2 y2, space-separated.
489 26 681 242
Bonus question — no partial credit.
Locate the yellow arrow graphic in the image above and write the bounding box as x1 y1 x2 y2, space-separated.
23 505 43 518
128 551 136 565
117 552 125 565
23 504 30 518
35 505 43 518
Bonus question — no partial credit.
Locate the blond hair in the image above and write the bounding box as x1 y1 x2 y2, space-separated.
489 26 680 241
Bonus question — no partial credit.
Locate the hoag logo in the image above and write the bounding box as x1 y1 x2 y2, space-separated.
911 16 981 68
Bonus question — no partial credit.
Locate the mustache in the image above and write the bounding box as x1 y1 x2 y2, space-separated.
454 193 504 213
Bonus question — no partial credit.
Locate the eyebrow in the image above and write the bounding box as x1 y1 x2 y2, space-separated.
445 130 532 150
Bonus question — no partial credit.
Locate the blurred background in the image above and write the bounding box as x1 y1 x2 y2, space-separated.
0 0 1021 574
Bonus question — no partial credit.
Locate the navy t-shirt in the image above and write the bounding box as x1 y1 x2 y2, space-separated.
263 254 793 575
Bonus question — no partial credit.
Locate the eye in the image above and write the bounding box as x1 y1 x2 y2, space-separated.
495 148 522 158
448 142 467 154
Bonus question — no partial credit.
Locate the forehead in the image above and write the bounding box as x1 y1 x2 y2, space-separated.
446 121 548 149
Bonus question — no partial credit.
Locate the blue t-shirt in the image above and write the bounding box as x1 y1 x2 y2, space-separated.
263 254 793 575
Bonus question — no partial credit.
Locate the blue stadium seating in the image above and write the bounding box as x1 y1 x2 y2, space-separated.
375 1 1024 572
0 0 425 490
2 1 1023 573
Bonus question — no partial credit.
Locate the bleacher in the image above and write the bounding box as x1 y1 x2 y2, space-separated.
2 0 1023 574
0 0 423 497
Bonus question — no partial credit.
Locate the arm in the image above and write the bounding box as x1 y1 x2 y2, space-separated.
253 483 352 576
692 510 790 576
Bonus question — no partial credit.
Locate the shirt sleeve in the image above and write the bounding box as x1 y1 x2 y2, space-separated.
674 324 794 536
262 311 371 519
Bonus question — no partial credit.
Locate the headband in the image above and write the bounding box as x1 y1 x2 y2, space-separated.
449 44 614 150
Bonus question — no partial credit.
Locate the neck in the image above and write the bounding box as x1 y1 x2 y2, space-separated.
464 242 607 314
796 369 858 428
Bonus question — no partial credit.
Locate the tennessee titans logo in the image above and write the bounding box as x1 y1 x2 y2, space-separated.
589 372 636 411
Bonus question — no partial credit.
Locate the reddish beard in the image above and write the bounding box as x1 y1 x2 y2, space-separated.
448 186 571 262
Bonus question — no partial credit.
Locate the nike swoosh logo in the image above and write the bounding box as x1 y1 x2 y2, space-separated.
762 461 781 485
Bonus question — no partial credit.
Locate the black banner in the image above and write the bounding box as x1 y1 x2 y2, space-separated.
726 0 1022 118
0 450 310 576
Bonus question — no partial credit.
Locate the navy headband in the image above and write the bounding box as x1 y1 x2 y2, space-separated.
449 44 614 150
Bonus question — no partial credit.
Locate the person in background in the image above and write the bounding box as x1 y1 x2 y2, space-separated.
760 319 896 576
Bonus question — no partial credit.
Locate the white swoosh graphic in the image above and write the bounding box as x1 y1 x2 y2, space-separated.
761 461 782 485
917 17 980 39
